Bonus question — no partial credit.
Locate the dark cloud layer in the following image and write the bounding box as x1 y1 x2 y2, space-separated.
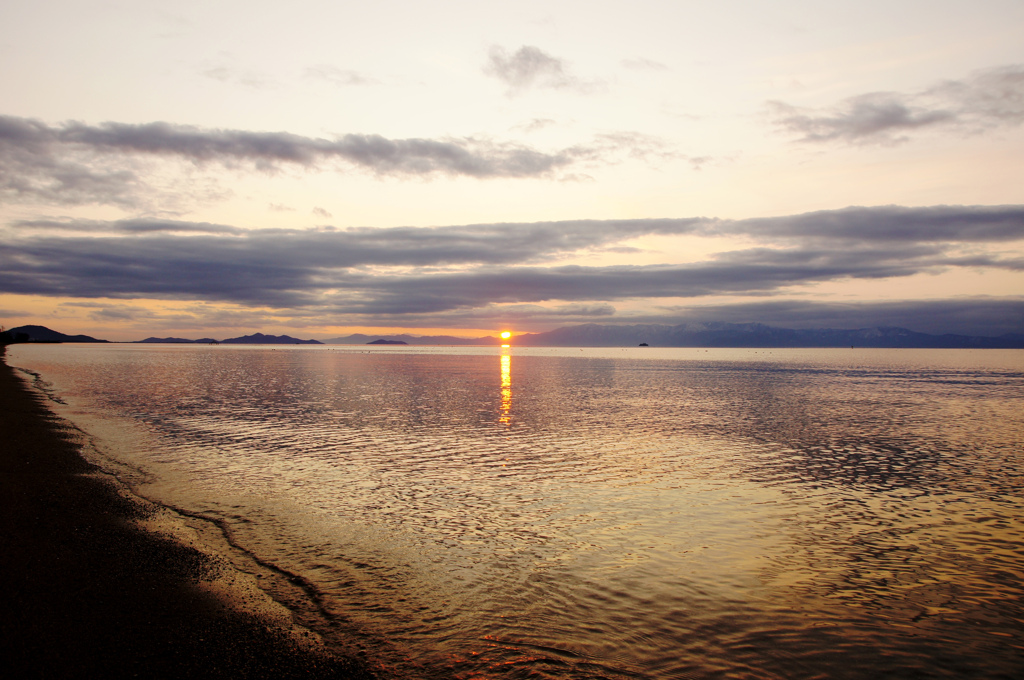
17 202 1020 247
728 205 1024 243
2 205 1021 334
9 216 711 268
361 297 1024 337
770 65 1024 145
315 244 1019 318
658 298 1024 337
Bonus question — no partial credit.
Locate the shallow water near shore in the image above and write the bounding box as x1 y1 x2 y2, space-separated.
9 344 1024 678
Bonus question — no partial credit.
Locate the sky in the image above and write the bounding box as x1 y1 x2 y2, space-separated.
1 0 1022 341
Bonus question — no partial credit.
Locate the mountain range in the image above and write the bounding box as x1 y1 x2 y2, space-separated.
511 322 1024 349
137 332 322 345
324 332 486 345
2 323 1022 348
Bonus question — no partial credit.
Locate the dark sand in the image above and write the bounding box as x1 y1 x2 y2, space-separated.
0 348 377 679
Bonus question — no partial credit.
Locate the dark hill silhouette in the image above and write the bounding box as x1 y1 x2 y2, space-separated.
136 337 218 344
220 333 322 345
3 325 108 343
324 333 488 345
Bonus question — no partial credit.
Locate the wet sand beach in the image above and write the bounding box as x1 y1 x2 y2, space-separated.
0 348 377 679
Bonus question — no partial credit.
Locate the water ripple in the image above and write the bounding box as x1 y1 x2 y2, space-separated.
9 344 1024 679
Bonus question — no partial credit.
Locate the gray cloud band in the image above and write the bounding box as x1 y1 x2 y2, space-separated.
15 203 1024 250
0 114 680 208
769 65 1024 145
312 298 1024 337
651 298 1024 336
0 114 574 177
2 205 1021 314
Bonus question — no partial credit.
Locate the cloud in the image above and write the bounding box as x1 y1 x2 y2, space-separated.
314 302 621 331
583 132 683 164
304 65 377 86
0 308 33 319
322 241 1017 317
689 155 713 170
769 64 1024 145
2 205 1020 321
0 115 574 181
727 204 1024 243
0 116 239 210
0 114 677 208
768 95 954 145
0 115 147 207
927 65 1024 126
56 300 289 334
411 302 618 326
202 65 272 89
659 298 1024 337
54 121 576 178
3 215 714 272
16 218 246 235
393 297 1023 336
484 45 600 95
311 206 333 219
512 118 558 134
61 301 160 322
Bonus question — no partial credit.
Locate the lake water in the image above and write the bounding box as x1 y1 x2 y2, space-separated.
9 344 1024 679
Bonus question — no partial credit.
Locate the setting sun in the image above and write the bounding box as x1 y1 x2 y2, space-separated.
500 331 512 340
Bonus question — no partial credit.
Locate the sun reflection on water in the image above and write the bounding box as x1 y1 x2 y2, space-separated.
499 348 511 426
10 344 1024 680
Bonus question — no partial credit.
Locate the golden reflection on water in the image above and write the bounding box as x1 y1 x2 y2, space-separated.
10 344 1024 680
499 347 511 426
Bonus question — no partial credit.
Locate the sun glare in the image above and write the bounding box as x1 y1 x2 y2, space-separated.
500 331 512 340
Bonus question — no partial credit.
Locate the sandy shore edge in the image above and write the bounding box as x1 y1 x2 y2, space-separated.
0 347 378 679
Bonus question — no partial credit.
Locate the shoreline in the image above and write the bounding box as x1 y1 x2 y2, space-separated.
0 347 377 679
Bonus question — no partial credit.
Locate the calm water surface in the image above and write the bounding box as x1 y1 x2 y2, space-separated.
10 344 1024 678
